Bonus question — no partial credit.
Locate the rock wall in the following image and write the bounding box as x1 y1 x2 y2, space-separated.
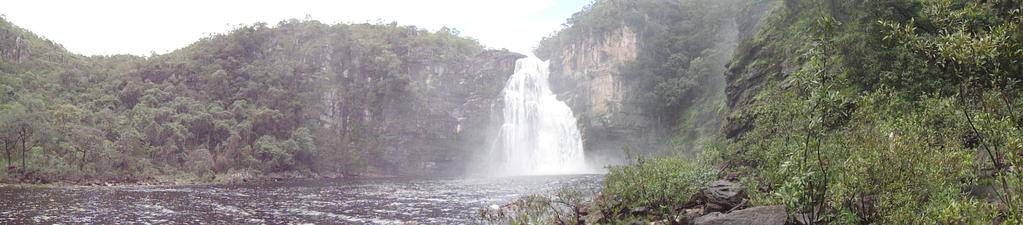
723 0 786 139
543 26 663 165
319 50 523 175
539 0 777 164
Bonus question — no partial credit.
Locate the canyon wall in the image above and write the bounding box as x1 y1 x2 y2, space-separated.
536 0 773 164
541 26 660 165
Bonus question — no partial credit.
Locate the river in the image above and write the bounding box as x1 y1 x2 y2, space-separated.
0 175 602 224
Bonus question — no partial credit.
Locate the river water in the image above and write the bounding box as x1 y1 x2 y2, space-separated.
0 175 602 224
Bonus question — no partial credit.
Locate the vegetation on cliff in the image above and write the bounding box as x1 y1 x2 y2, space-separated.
721 0 1021 223
0 18 515 184
536 0 741 154
523 0 1023 224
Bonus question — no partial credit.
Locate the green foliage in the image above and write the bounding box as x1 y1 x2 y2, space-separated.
0 17 495 182
479 187 591 225
597 155 714 223
557 0 1020 224
537 0 742 153
719 0 1023 223
738 86 1002 223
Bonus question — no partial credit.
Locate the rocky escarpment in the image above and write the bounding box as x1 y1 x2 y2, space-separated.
541 26 655 165
537 0 765 163
319 49 522 175
451 50 525 164
722 0 791 139
402 50 524 175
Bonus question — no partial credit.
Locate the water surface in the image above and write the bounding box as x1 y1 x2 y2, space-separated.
0 175 602 224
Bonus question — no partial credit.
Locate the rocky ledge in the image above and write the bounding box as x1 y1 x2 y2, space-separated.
593 180 791 225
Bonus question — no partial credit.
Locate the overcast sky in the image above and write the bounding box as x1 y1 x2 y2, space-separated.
2 0 590 56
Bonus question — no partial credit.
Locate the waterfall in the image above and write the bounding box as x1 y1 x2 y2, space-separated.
489 56 587 176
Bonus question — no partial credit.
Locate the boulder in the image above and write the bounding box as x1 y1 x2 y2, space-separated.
650 219 671 225
693 205 787 225
624 220 646 225
630 206 650 216
679 208 704 224
578 204 590 216
701 180 746 213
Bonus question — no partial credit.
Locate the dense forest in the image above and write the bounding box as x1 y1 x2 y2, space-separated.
0 17 520 183
489 0 1023 224
717 0 1022 223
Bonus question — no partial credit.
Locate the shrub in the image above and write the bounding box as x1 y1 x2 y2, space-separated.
597 155 715 222
479 187 592 225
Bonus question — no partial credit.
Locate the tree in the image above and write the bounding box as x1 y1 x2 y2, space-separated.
0 103 28 169
69 125 103 171
290 127 316 168
15 119 34 170
0 115 14 167
0 103 38 170
254 135 293 172
0 15 499 180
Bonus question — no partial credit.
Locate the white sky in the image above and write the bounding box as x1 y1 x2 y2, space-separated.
1 0 590 56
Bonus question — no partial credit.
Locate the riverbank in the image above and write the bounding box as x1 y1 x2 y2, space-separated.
2 174 603 224
478 154 804 225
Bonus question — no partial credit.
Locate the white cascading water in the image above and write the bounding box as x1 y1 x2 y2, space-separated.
490 56 587 176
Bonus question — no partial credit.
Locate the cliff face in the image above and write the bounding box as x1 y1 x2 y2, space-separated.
542 26 660 164
537 0 774 164
722 0 790 139
318 49 522 175
379 50 522 175
549 26 637 119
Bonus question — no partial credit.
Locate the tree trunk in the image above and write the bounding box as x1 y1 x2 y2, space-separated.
20 136 26 170
18 125 34 170
3 139 11 167
79 148 87 172
209 135 219 172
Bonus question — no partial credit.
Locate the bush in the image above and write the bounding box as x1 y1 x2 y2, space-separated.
596 155 715 222
479 187 591 225
0 160 7 180
717 1 1023 223
735 87 1002 223
254 135 295 173
185 148 214 179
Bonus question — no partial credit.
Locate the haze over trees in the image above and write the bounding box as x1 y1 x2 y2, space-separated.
0 17 516 182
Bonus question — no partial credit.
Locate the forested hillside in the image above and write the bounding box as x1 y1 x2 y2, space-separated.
0 18 520 183
498 0 1023 224
719 0 1023 223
